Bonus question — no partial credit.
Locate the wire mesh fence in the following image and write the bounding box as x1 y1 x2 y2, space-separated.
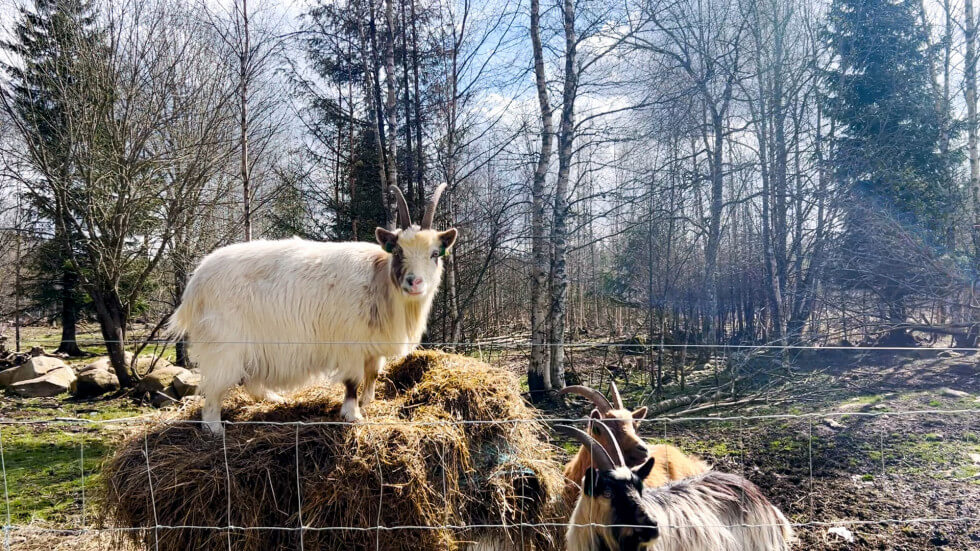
0 341 978 550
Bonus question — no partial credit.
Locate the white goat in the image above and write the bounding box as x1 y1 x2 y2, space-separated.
168 185 457 435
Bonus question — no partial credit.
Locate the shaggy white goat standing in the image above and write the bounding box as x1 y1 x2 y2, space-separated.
168 185 457 435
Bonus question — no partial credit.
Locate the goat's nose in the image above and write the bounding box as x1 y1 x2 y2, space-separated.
629 443 649 465
405 274 423 287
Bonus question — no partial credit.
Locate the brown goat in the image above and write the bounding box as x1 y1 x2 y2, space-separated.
559 382 709 505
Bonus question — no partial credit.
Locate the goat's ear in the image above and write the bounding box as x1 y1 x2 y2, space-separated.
633 456 656 481
632 406 648 420
376 228 399 253
437 228 458 256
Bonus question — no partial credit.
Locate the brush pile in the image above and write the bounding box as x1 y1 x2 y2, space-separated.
102 350 566 550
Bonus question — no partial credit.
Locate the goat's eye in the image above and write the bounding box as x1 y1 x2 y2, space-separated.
431 250 440 259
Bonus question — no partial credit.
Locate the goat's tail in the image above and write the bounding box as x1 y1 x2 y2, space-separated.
166 288 201 340
166 302 192 340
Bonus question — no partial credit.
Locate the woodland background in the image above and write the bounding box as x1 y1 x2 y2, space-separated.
1 0 978 399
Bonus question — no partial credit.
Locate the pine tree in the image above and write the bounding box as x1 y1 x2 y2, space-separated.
304 0 390 242
823 0 958 343
2 0 103 356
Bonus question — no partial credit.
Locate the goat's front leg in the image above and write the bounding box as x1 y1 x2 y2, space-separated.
360 356 383 408
340 378 364 422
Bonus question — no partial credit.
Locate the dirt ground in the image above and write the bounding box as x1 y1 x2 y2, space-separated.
2 347 979 550
555 349 980 550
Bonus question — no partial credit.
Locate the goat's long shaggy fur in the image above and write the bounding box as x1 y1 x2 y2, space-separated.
560 384 710 505
564 443 710 503
168 185 457 433
169 239 429 383
568 470 794 551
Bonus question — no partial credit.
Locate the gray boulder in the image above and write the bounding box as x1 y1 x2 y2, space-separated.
172 370 200 397
10 366 77 397
138 364 189 394
0 356 69 387
0 366 17 387
72 368 120 398
79 353 134 375
134 356 173 378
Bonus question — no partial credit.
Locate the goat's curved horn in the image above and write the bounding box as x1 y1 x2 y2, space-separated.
389 186 412 229
609 380 624 409
556 425 615 471
420 183 447 229
559 385 613 414
593 417 626 468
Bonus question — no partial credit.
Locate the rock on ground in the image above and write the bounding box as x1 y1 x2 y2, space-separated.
78 353 134 375
71 368 120 398
9 366 77 397
172 370 200 397
138 364 188 394
0 356 69 387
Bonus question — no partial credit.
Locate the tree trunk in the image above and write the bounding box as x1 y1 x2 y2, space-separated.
173 262 189 367
383 0 399 196
528 0 553 400
364 0 392 226
409 0 425 209
240 0 252 241
445 20 464 345
55 267 84 356
548 0 577 391
399 0 415 213
91 288 133 387
967 0 980 258
447 189 464 346
703 111 724 343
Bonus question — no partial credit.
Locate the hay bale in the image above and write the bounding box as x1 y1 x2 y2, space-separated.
101 351 566 551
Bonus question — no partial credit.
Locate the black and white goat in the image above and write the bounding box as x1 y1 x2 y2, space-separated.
557 425 794 551
168 185 457 435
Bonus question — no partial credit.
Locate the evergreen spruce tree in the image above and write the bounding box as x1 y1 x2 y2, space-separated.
2 0 103 355
824 0 957 343
304 0 408 242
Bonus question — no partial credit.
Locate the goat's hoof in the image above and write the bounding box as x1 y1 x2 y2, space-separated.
265 392 286 404
203 421 225 438
340 401 363 423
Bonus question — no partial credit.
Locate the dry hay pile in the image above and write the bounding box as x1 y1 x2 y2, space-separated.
102 350 567 550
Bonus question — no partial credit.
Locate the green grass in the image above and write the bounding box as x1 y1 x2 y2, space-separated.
1 426 110 524
0 397 148 525
669 438 739 459
847 394 885 406
15 324 180 366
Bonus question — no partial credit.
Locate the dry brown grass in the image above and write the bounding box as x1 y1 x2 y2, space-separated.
100 350 566 550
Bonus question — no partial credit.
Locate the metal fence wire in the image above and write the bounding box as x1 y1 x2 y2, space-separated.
0 342 978 550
